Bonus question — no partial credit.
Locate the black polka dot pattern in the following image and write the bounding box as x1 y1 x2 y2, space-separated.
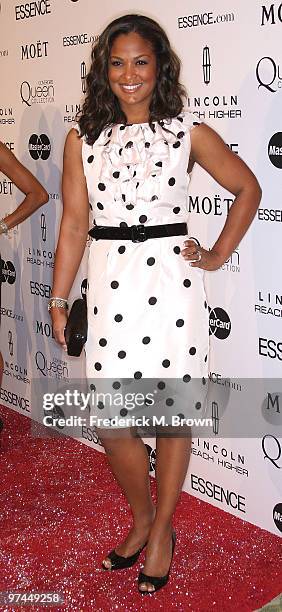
111 280 119 289
139 215 147 223
183 374 191 383
176 319 184 327
166 398 174 406
183 279 191 288
86 114 208 400
162 359 170 368
142 336 151 344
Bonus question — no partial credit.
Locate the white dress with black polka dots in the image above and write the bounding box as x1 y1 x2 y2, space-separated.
77 112 209 420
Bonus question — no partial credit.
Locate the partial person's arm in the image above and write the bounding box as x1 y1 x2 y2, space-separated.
182 124 262 270
0 142 49 230
50 128 90 350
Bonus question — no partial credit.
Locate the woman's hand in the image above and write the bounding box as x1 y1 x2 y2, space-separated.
50 308 68 352
181 239 224 271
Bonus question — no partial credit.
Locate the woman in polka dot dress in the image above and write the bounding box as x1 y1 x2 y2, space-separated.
51 15 261 594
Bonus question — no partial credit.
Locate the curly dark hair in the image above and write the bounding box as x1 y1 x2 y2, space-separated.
78 14 187 144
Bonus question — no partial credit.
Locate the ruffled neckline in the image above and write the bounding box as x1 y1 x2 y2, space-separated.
96 113 190 204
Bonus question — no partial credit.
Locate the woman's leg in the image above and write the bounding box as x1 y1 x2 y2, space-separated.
98 428 155 567
139 432 191 592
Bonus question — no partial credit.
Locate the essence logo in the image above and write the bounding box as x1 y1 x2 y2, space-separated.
262 434 281 469
209 307 231 340
81 61 86 94
256 57 282 92
202 46 211 84
15 1 51 20
41 212 47 241
28 134 51 160
268 132 282 168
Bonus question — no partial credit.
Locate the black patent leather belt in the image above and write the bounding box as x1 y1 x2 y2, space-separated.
88 222 188 243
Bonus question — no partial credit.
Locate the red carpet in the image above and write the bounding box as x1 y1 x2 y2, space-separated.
0 405 281 611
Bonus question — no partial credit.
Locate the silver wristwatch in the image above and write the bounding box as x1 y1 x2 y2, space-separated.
48 297 69 312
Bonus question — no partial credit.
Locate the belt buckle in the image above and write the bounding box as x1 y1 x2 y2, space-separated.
131 224 147 242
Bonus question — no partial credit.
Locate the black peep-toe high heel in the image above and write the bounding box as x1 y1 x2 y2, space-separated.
138 530 176 594
102 540 147 571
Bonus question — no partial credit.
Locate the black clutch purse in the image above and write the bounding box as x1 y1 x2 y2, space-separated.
64 298 87 357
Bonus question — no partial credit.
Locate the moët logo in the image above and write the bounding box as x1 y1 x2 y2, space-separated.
209 307 231 339
273 503 282 533
28 134 51 160
268 133 282 168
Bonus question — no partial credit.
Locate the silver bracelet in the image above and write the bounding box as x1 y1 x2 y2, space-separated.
48 297 69 312
0 220 8 235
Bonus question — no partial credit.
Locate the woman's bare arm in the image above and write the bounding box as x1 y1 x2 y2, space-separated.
0 142 49 229
50 128 90 348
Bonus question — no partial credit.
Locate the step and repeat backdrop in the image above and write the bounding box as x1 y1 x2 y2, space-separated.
0 0 281 536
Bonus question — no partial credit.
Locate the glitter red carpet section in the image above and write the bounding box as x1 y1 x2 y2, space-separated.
0 405 281 612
